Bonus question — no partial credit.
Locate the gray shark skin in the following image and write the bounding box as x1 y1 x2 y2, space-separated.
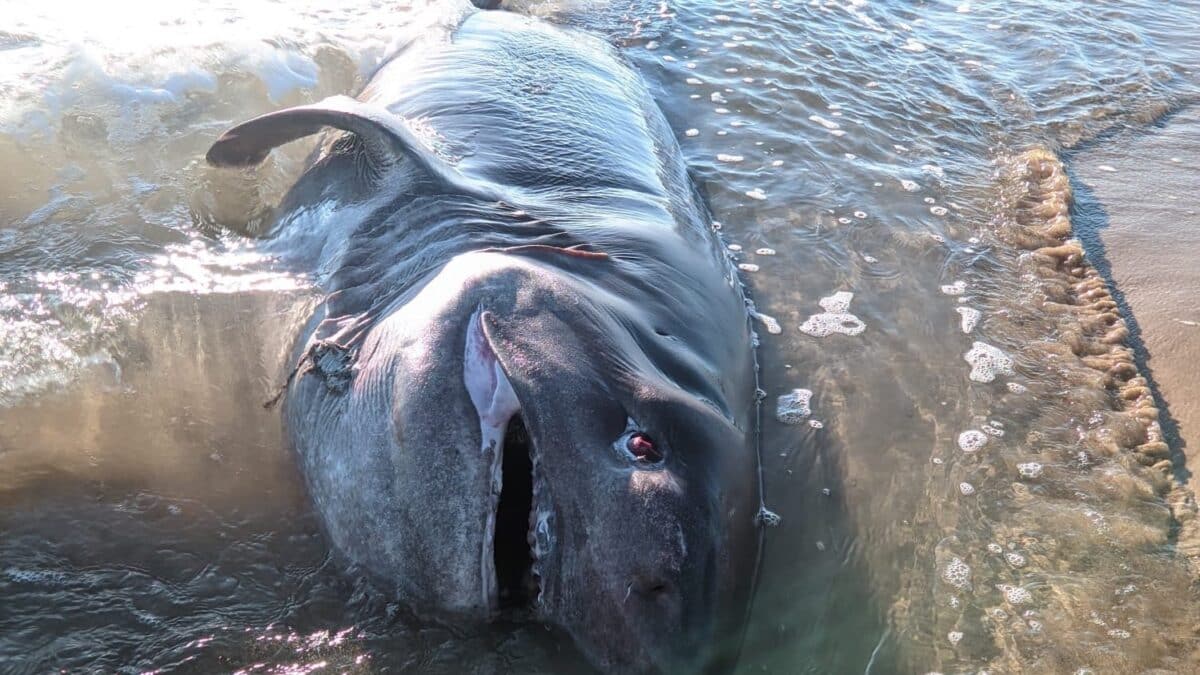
206 2 762 672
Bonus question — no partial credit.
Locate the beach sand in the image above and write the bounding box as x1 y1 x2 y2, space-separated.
1073 108 1200 485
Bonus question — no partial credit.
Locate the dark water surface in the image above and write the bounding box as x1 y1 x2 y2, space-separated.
3 0 1200 672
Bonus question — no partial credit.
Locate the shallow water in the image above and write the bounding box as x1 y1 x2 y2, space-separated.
3 0 1200 672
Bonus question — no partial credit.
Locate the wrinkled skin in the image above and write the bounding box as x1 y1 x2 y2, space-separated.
207 2 761 672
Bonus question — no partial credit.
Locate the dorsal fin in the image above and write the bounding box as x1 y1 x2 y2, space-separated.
205 95 503 202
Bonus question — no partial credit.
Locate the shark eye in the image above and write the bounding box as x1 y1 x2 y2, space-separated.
615 418 666 466
626 432 663 463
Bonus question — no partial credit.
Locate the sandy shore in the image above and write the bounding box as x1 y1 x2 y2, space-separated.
1073 107 1200 486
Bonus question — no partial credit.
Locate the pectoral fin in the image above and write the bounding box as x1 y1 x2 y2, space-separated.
206 95 502 201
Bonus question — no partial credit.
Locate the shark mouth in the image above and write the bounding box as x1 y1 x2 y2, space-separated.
464 309 554 614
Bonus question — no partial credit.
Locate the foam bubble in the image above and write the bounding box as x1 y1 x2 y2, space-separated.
745 188 767 200
819 291 853 312
809 420 824 429
717 153 744 163
1006 382 1027 394
800 292 866 338
948 631 963 645
685 128 699 137
1017 462 1043 479
776 389 813 424
959 482 975 496
958 430 988 452
942 557 972 589
964 342 1014 383
738 263 759 273
752 311 781 334
941 280 966 296
900 179 921 192
956 307 981 333
755 247 776 256
1005 552 1027 568
987 543 1003 554
999 584 1031 604
930 205 948 216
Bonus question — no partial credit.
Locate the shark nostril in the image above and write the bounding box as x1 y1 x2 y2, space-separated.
631 574 675 601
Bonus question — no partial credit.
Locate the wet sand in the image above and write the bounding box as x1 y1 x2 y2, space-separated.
1073 108 1200 489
